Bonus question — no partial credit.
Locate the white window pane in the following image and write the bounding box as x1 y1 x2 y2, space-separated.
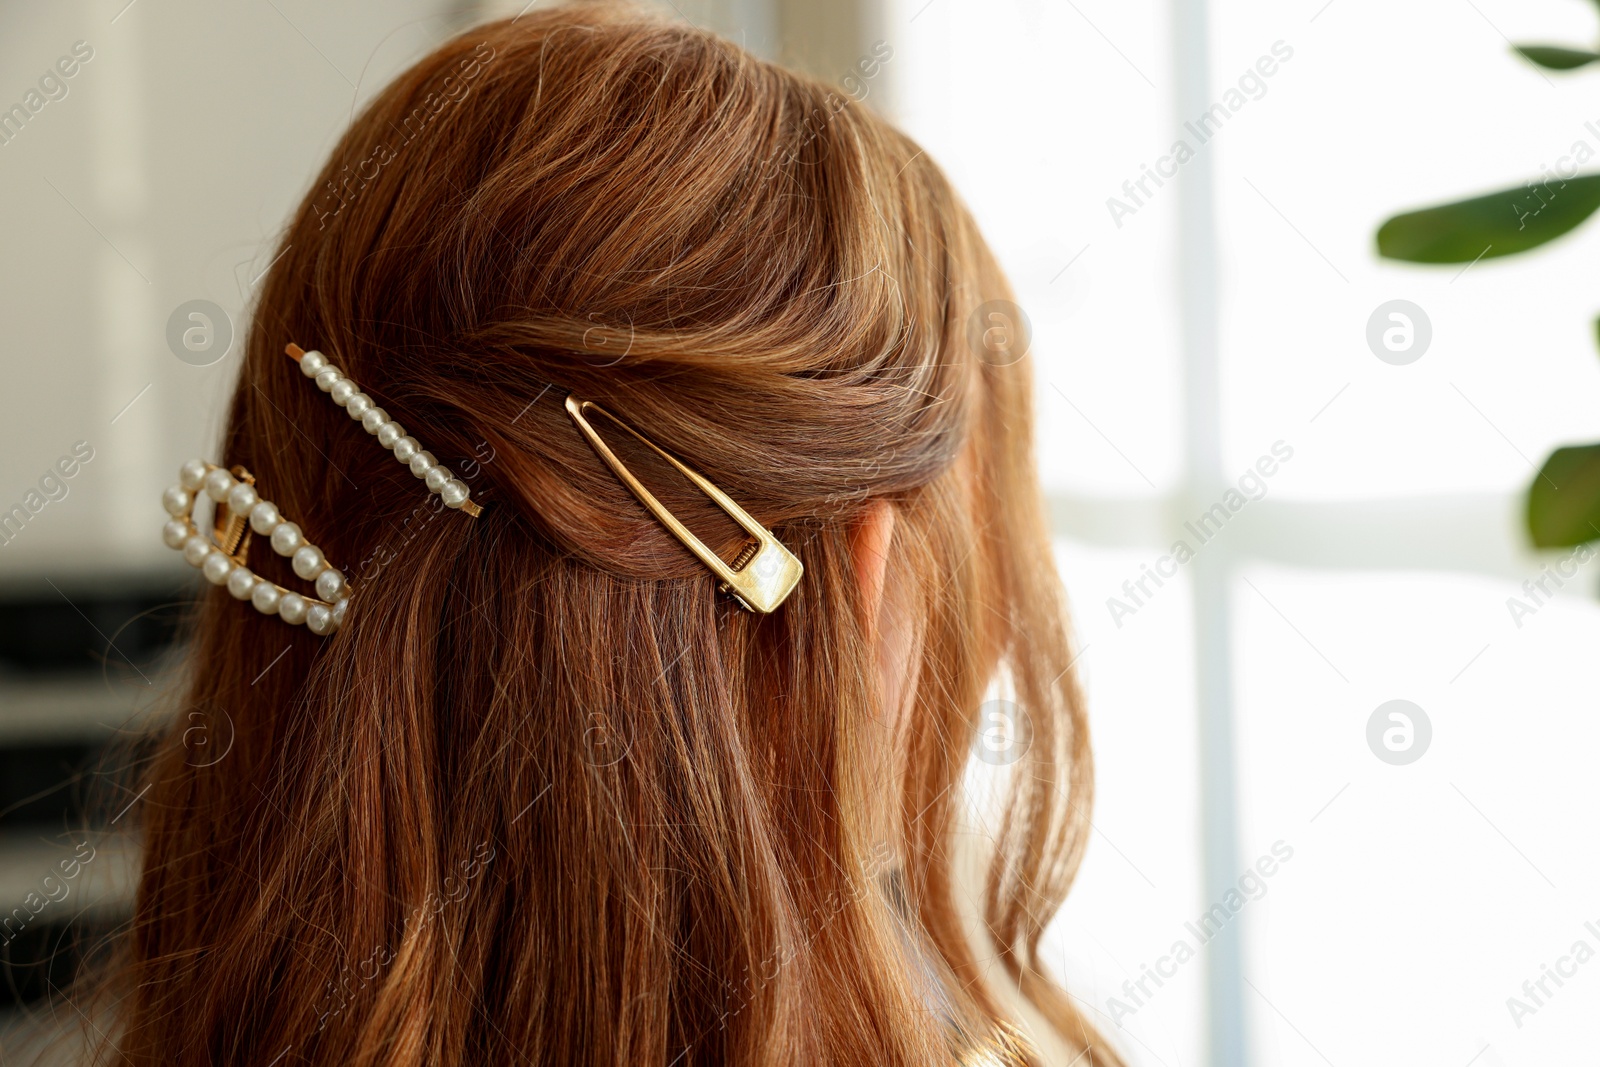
887 0 1182 495
1214 0 1600 499
1036 540 1204 1064
1234 563 1600 1064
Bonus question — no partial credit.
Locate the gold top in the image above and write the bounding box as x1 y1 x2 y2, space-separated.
564 395 802 614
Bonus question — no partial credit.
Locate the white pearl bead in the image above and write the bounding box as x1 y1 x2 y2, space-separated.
306 603 335 635
292 544 327 580
315 367 342 392
315 568 347 601
331 598 349 627
162 519 192 549
377 422 404 449
249 501 281 535
440 480 469 508
202 551 233 585
179 459 208 491
331 379 357 406
226 566 257 600
270 522 304 556
409 451 436 478
299 350 328 376
162 485 191 516
424 466 450 492
393 437 420 462
182 535 213 567
204 468 236 501
227 482 259 515
251 582 282 615
346 394 373 419
278 592 309 625
362 408 388 433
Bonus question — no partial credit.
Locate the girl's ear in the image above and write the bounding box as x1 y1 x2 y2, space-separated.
850 500 910 853
849 500 895 635
852 500 917 736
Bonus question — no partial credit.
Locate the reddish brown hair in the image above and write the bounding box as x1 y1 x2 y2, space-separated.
78 5 1116 1064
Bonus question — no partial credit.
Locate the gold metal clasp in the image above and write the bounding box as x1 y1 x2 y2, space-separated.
213 466 256 565
564 395 802 614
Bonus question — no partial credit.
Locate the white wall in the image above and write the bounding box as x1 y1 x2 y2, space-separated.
0 0 481 579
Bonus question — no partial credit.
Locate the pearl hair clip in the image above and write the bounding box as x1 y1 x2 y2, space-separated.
161 461 349 635
158 341 483 636
284 342 481 518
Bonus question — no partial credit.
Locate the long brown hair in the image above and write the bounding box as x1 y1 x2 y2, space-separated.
82 5 1116 1064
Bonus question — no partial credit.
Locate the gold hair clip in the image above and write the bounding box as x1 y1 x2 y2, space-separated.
564 395 802 614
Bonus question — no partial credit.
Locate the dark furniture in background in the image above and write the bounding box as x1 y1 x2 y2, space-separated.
0 572 191 1016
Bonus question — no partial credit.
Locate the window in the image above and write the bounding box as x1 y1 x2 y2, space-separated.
890 0 1600 1062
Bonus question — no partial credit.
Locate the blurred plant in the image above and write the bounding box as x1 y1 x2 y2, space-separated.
1375 12 1600 549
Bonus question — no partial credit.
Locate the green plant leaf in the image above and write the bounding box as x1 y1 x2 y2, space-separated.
1513 44 1600 70
1376 175 1600 263
1528 443 1600 546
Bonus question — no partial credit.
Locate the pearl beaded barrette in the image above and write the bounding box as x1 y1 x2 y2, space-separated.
158 341 483 636
161 461 349 635
284 342 481 518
